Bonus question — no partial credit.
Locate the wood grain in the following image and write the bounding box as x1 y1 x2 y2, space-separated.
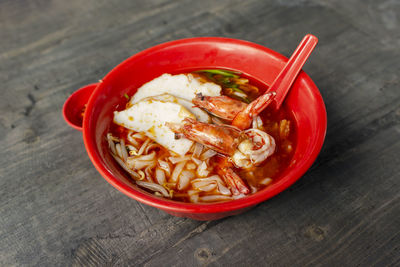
0 0 399 266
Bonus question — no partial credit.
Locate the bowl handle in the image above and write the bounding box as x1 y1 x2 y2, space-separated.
62 83 98 131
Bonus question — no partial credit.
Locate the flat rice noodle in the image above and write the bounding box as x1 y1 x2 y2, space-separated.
191 157 203 165
107 133 119 142
186 163 196 170
192 175 230 195
115 143 123 159
187 190 199 196
199 195 232 202
189 191 199 203
136 180 169 197
169 155 192 164
158 159 171 176
144 164 155 182
197 183 217 192
112 154 140 179
192 175 224 184
171 161 186 182
193 143 203 158
216 183 231 196
135 151 156 161
138 138 151 155
197 161 209 177
155 167 166 185
132 132 146 139
108 138 116 155
200 149 217 160
177 170 194 190
120 139 128 162
126 159 156 170
145 143 161 154
127 132 140 147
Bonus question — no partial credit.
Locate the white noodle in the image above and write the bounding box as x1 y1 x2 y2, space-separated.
188 190 199 203
171 161 186 182
200 149 217 160
177 171 194 190
145 143 161 154
192 175 224 184
134 151 156 161
127 132 140 147
169 155 192 164
191 157 203 166
158 159 171 176
120 139 128 162
186 163 196 170
144 165 155 182
193 143 203 158
155 168 166 185
108 138 116 155
112 154 140 179
197 183 217 192
107 133 119 142
137 138 151 155
197 161 209 177
132 132 146 139
136 180 169 197
217 183 231 196
126 159 156 170
115 143 123 159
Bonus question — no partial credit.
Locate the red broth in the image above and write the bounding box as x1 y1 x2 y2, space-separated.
108 70 296 202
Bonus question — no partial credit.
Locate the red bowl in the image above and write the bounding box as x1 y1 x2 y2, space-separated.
63 37 327 220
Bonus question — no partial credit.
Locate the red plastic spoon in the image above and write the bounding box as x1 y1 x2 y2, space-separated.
231 34 318 130
269 34 318 109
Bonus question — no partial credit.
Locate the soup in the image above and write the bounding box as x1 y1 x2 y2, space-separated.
107 70 295 203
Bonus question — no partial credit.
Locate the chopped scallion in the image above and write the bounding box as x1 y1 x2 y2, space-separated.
197 69 240 78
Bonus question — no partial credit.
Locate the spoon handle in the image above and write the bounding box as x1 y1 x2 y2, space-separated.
269 34 318 109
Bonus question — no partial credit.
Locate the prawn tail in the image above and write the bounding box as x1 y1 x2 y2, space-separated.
250 91 276 117
232 91 276 130
217 159 250 195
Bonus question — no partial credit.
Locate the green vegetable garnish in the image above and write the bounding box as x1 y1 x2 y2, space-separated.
197 69 241 78
123 93 129 100
231 87 246 94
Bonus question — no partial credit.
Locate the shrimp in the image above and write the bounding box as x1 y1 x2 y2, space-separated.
167 118 276 195
192 93 247 121
168 90 277 195
193 92 276 129
166 118 245 156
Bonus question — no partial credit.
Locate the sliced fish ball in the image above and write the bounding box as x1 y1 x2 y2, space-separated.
114 98 195 155
131 73 221 103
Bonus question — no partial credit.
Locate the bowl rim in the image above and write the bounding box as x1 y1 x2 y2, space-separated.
82 37 327 214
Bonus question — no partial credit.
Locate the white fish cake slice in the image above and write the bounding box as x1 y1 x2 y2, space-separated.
131 73 221 103
114 98 195 155
145 94 211 123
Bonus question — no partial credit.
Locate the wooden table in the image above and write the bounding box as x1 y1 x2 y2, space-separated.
1 0 399 266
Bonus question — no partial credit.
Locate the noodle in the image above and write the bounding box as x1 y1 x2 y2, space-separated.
107 70 296 203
